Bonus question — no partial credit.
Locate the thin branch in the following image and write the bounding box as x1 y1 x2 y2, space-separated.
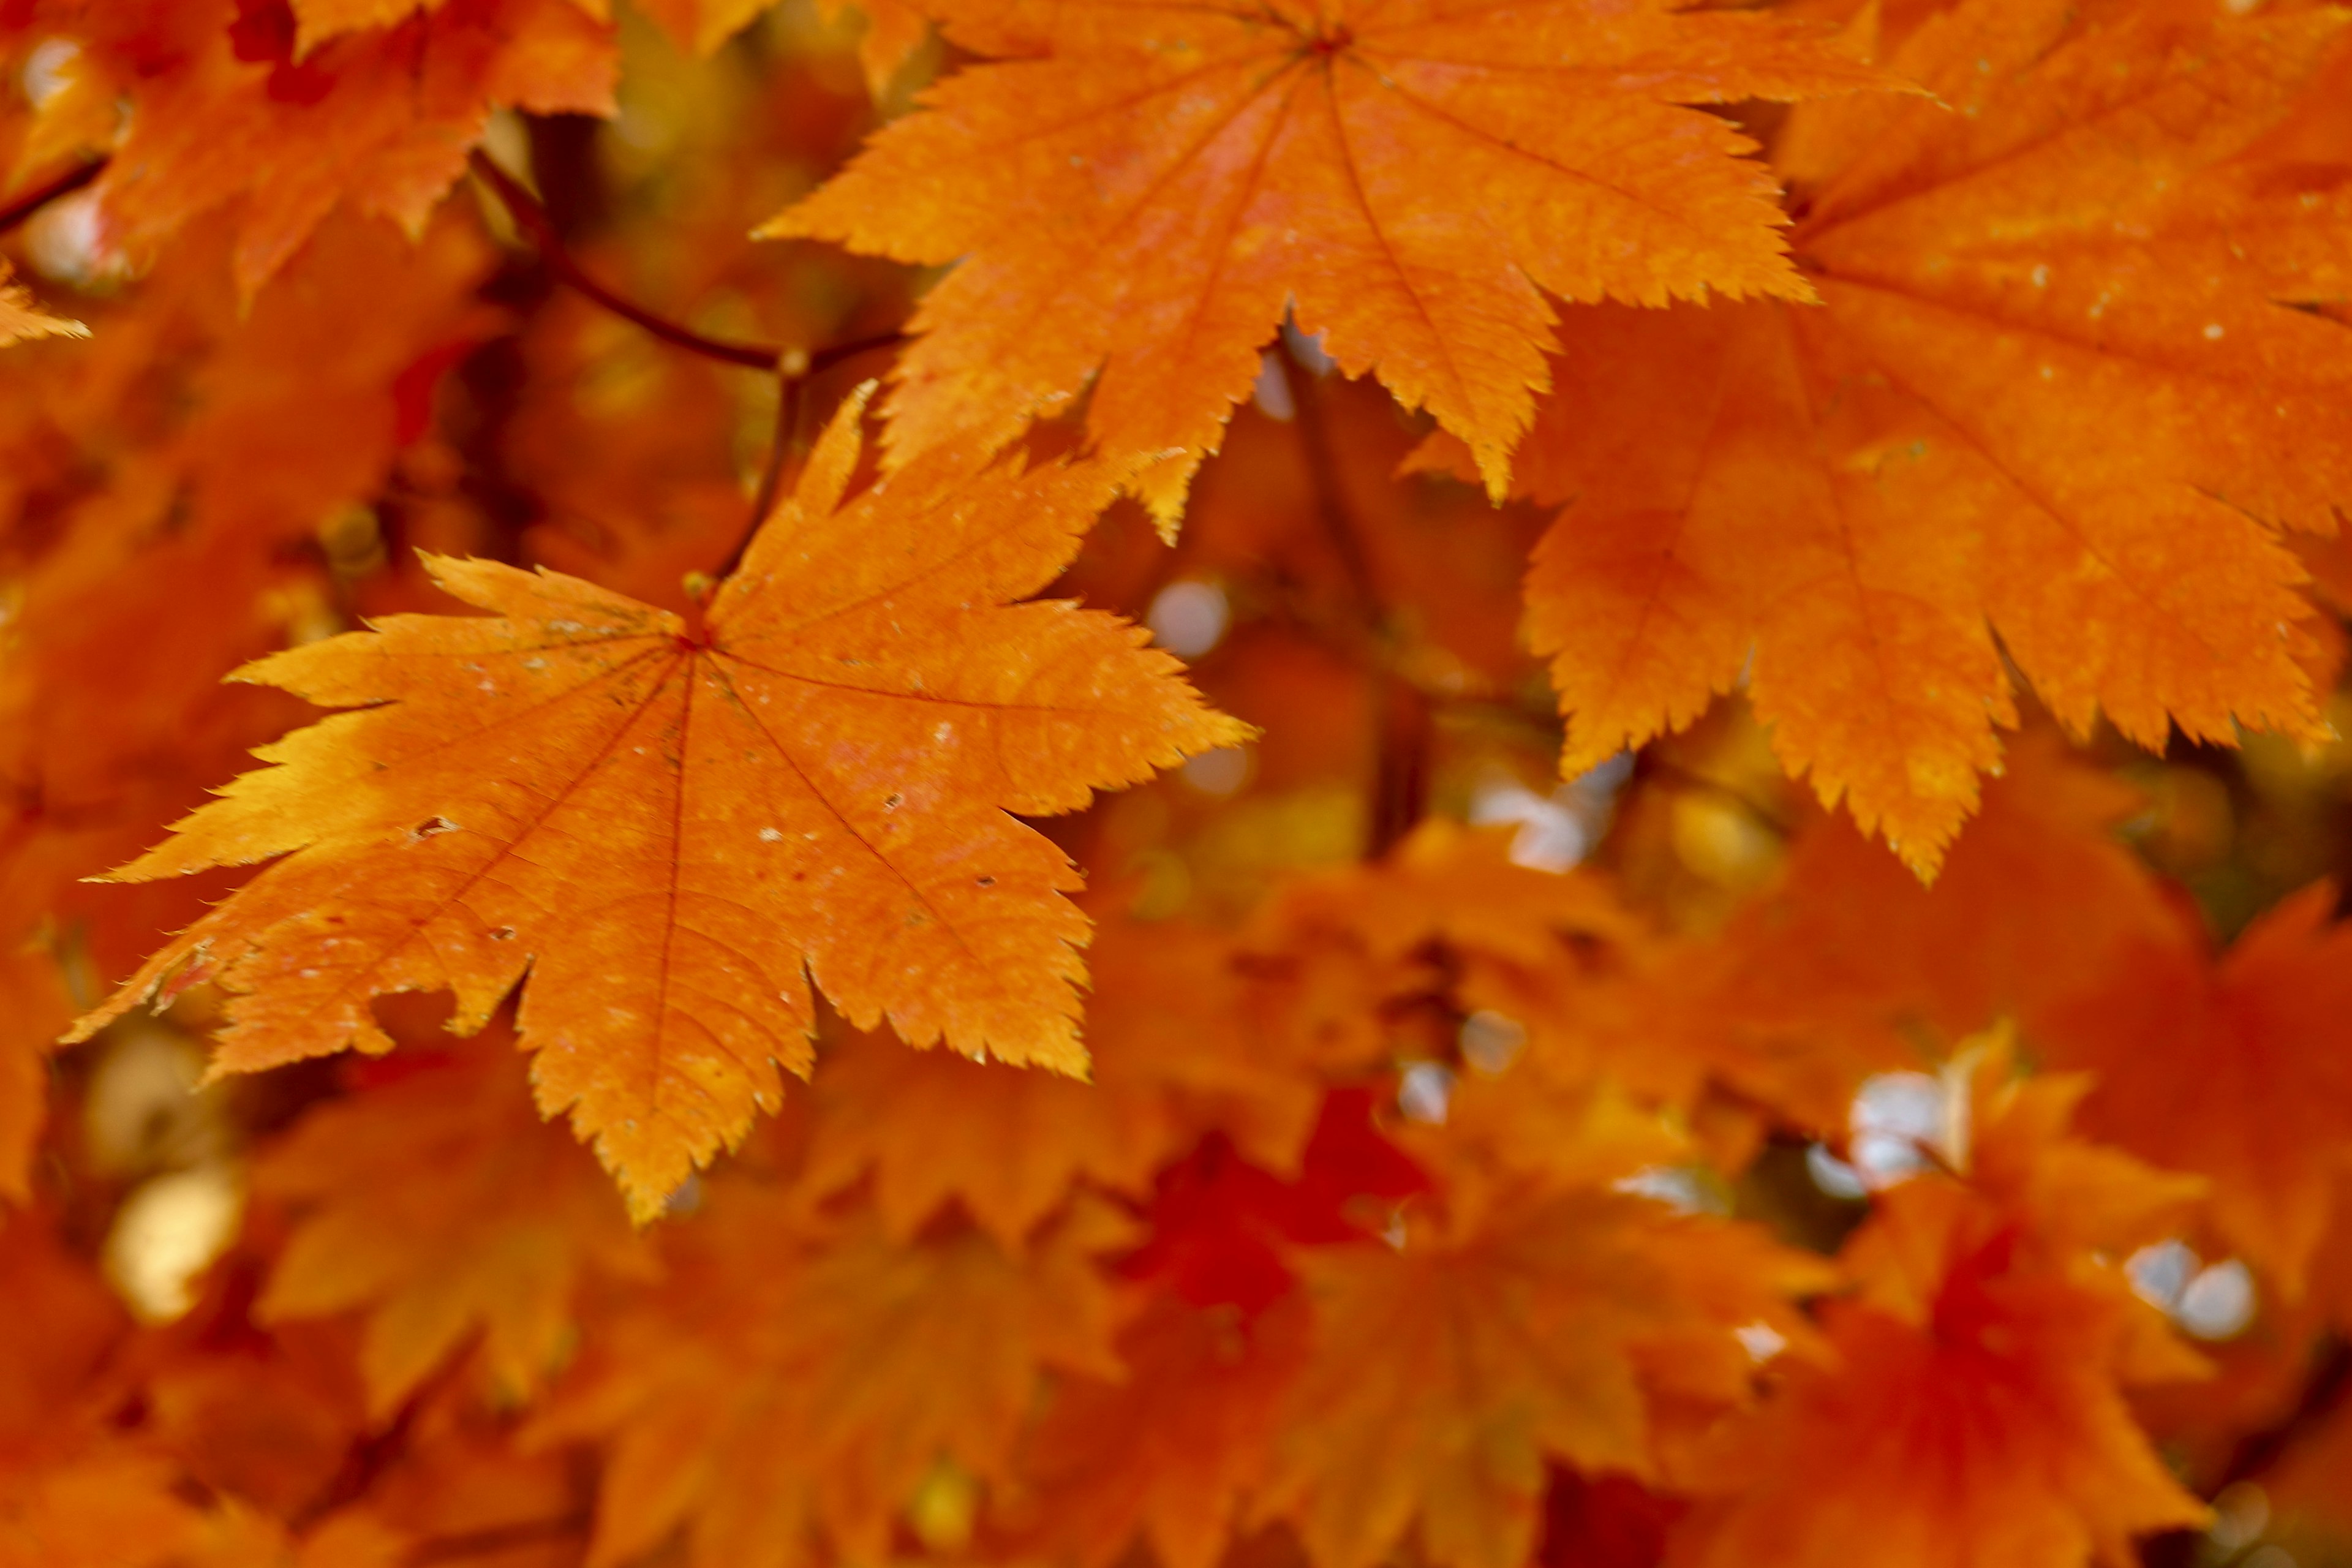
709 330 910 585
739 372 806 572
1280 345 1427 858
467 149 788 372
408 1512 592 1564
0 157 106 236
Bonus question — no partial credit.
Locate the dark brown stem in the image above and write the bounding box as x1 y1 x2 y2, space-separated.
467 149 786 371
1280 345 1426 858
409 1512 592 1564
714 331 907 582
0 158 105 236
737 374 805 571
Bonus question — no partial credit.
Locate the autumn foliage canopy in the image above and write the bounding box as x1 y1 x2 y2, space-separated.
9 0 2352 1566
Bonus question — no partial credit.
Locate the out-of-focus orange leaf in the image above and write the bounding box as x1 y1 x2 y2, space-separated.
26 0 614 293
2037 884 2352 1298
801 918 1321 1246
1673 1049 2209 1568
0 1212 200 1568
533 1185 1128 1568
1260 1188 1829 1568
72 395 1248 1219
0 265 83 345
1016 1291 1313 1568
0 1451 203 1568
254 1032 654 1414
0 946 70 1204
765 0 1891 523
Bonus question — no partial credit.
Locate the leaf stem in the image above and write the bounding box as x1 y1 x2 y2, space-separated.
1281 345 1427 858
715 330 906 585
467 149 789 372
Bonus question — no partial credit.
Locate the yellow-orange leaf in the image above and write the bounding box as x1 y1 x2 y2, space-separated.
1419 0 2351 873
0 265 85 347
534 1189 1129 1568
72 396 1248 1220
254 1035 654 1414
764 0 1890 524
40 0 615 295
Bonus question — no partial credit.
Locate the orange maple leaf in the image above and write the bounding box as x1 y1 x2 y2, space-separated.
29 0 614 294
1260 1188 1829 1568
764 0 1891 524
0 264 85 347
533 1187 1128 1568
254 1033 654 1415
71 393 1250 1220
1413 0 2351 872
1016 1291 1313 1568
1673 1048 2210 1568
801 918 1321 1246
2035 883 2352 1299
0 948 72 1205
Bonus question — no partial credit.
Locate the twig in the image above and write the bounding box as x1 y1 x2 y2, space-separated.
736 372 806 576
714 331 908 583
1280 345 1427 857
0 158 105 236
467 149 787 372
409 1512 592 1564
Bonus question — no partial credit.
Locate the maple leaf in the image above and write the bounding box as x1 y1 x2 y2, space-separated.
0 265 85 346
0 947 72 1205
2034 884 2352 1298
1619 730 2177 1128
1410 0 2352 872
1243 820 1641 1075
0 1213 202 1568
800 918 1321 1246
764 0 1891 524
533 1187 1128 1568
29 0 615 294
1260 1188 1828 1568
72 392 1248 1221
0 1451 204 1568
1673 1049 2210 1568
1015 1291 1313 1568
170 1503 407 1568
253 1033 654 1414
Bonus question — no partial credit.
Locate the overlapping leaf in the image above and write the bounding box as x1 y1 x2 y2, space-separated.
1674 1051 2210 1568
535 1188 1128 1568
72 396 1248 1219
23 0 614 293
1414 0 2352 872
767 0 1891 524
254 1035 654 1414
1262 1187 1828 1568
801 917 1320 1246
2035 884 2352 1297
